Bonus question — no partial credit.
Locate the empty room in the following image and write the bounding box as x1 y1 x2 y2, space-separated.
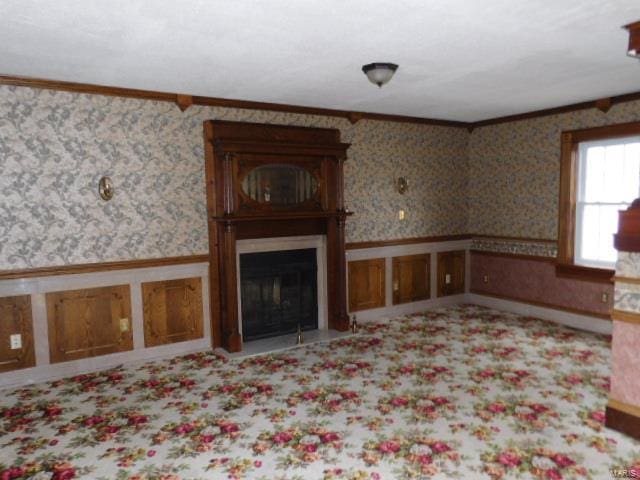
1 1 640 478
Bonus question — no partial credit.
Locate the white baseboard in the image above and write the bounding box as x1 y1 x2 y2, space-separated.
0 340 212 390
465 293 612 335
352 294 466 322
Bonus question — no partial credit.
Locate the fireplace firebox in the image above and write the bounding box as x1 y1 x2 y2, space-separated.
240 249 318 341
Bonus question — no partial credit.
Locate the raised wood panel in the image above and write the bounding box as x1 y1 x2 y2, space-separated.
142 277 204 347
0 296 35 372
46 285 132 364
348 258 386 312
437 251 466 297
392 254 430 305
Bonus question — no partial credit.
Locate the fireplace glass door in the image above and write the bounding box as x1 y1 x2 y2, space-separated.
240 249 318 341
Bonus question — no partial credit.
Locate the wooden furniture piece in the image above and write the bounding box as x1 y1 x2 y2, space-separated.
0 295 35 372
437 251 466 297
614 198 640 251
142 277 204 347
204 120 351 352
348 258 386 312
46 285 132 363
392 254 430 305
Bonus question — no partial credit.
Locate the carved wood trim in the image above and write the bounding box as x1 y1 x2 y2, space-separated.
204 120 351 351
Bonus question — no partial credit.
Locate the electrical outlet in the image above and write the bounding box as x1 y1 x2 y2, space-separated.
601 292 609 303
119 318 130 332
482 274 489 284
398 209 406 221
10 334 22 350
445 273 451 285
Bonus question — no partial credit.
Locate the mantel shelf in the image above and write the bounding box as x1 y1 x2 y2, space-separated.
212 211 354 223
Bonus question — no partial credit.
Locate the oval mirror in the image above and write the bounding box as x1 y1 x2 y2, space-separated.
241 164 318 206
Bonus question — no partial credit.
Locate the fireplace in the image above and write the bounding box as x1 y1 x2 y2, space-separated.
205 120 351 352
240 248 318 341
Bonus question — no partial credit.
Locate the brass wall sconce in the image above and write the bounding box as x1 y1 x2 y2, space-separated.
99 176 114 201
396 176 409 194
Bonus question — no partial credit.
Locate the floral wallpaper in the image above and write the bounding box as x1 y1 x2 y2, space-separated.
468 100 640 239
0 85 468 269
6 82 640 271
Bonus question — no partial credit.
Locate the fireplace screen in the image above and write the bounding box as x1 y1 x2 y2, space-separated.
240 248 318 341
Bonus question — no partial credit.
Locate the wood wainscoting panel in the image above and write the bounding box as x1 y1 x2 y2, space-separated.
437 250 466 297
392 254 430 305
348 258 386 312
46 286 133 364
142 277 204 347
0 295 35 372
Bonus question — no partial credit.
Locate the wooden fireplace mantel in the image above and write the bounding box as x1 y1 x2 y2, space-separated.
203 120 352 352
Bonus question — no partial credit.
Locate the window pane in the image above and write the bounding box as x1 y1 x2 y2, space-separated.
578 204 623 266
597 205 621 264
583 146 605 202
579 204 600 262
622 142 640 202
601 144 625 203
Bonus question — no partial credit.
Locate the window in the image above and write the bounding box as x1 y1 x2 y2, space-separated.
575 137 640 268
557 121 640 280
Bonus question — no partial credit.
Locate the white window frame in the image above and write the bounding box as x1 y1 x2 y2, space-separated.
575 135 640 269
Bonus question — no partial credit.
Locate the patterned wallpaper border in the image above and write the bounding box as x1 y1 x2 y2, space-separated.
471 238 558 258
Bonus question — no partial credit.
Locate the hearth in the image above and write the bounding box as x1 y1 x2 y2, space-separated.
240 248 318 341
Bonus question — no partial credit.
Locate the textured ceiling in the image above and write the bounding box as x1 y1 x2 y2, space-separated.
0 0 639 121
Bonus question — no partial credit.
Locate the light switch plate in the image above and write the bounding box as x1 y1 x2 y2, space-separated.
10 334 22 350
119 318 130 332
445 273 451 284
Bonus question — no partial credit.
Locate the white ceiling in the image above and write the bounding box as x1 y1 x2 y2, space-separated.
0 0 639 121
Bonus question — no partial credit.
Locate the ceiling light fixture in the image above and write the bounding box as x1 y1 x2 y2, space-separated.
624 21 640 58
362 62 398 87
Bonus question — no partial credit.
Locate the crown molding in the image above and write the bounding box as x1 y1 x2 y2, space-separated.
3 73 640 130
0 74 467 128
470 91 640 129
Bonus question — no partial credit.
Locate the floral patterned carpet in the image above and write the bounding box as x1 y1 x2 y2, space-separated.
1 305 639 480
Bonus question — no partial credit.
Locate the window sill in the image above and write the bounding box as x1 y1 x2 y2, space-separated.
555 263 614 284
